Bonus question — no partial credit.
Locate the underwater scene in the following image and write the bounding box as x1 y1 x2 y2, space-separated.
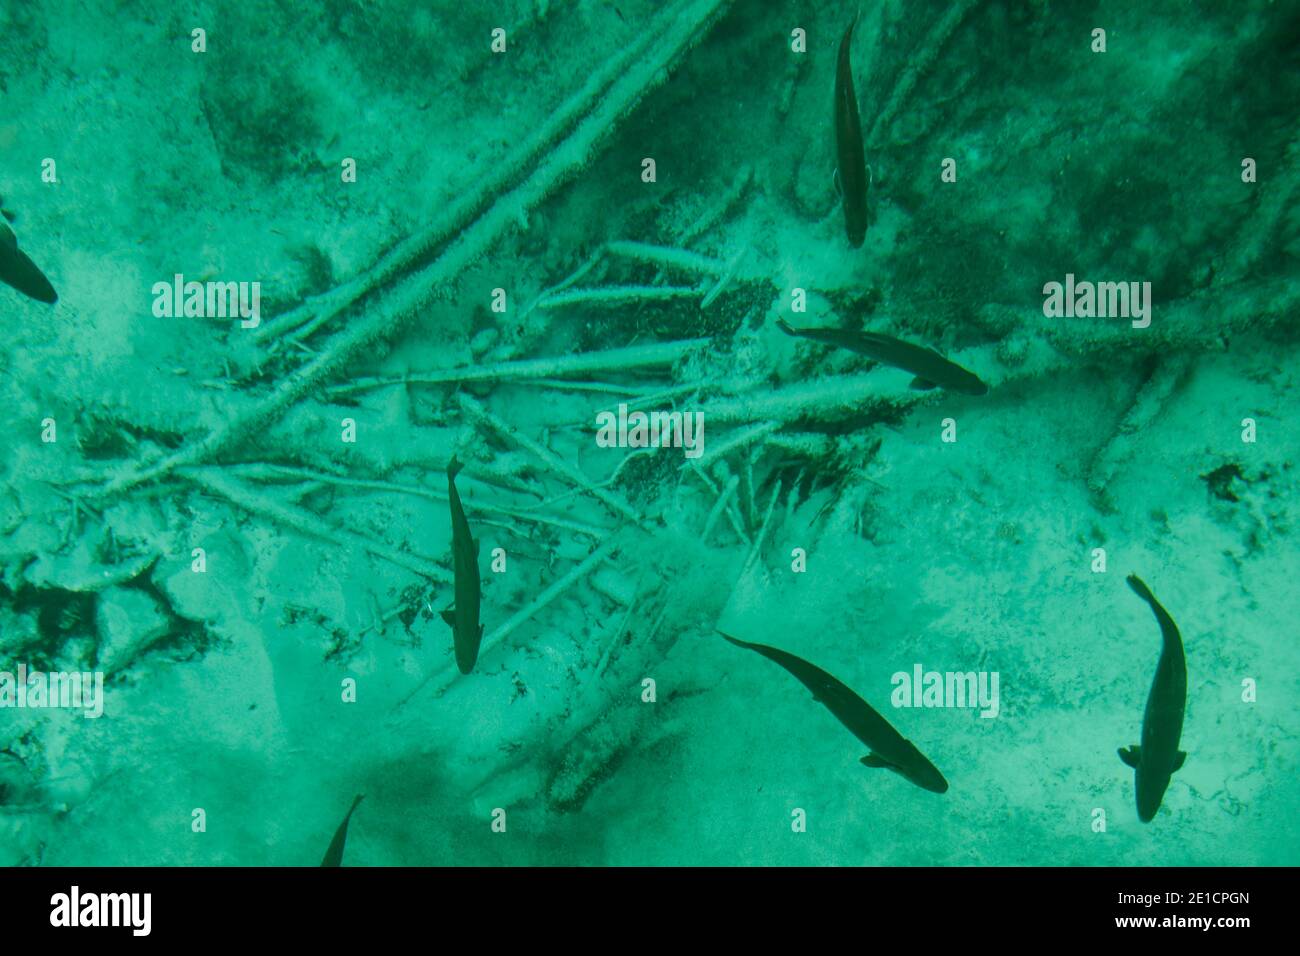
1 0 1297 868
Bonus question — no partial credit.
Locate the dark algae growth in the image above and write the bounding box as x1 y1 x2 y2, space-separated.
1119 575 1188 823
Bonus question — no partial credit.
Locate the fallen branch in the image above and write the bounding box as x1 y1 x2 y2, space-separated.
869 0 979 148
230 463 611 539
742 478 782 577
1086 355 1192 512
254 0 708 345
457 392 646 527
536 285 701 310
701 473 739 541
327 338 707 398
181 466 450 582
88 0 736 502
604 240 730 277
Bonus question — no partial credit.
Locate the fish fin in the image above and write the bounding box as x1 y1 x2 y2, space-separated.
775 318 797 337
860 753 893 770
0 222 14 248
1118 745 1141 768
832 167 842 199
910 377 939 391
475 539 481 556
867 163 873 187
1172 751 1187 772
439 608 457 627
447 455 464 479
717 630 747 648
1 208 14 224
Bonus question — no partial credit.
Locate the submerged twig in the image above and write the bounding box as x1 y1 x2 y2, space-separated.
1086 355 1192 512
869 0 979 147
457 393 646 526
182 467 450 582
327 338 706 397
702 473 739 542
742 479 782 577
230 463 610 538
535 285 702 309
604 240 730 277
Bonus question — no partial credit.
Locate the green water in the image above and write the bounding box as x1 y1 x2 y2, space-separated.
0 0 1297 867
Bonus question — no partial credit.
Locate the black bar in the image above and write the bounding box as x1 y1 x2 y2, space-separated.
0 867 1282 940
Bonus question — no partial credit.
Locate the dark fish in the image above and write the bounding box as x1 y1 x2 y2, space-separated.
834 16 868 247
442 456 483 674
0 219 57 304
1119 575 1187 823
320 793 364 867
777 319 988 395
720 632 949 793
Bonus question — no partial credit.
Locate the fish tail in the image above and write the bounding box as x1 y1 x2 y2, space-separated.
775 319 797 337
447 455 464 479
348 793 365 815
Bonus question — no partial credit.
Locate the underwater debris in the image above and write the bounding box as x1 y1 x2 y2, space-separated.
1200 462 1248 504
457 393 645 527
89 0 737 503
603 239 730 278
8 0 1294 873
867 0 979 148
537 285 701 310
328 338 707 397
1086 355 1190 512
182 467 450 583
257 0 733 346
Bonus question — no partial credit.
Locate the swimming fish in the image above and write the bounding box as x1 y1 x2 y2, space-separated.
442 456 483 674
777 319 989 395
0 216 57 304
320 793 364 867
1119 575 1188 823
720 632 949 793
834 16 868 247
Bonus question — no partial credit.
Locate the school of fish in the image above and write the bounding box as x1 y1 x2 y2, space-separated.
0 17 1198 865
